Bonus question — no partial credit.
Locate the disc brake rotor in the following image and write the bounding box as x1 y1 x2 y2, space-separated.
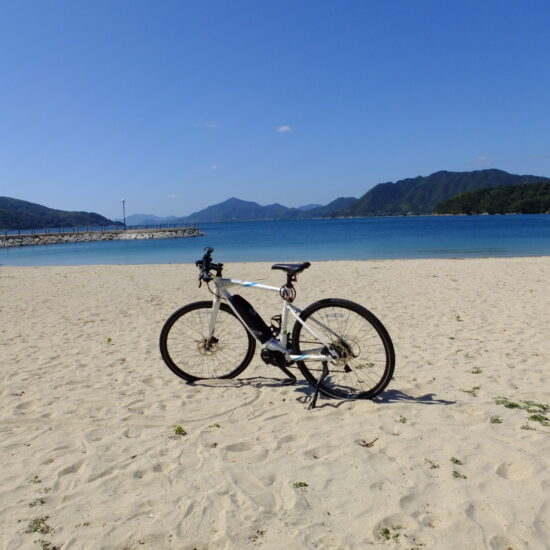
328 339 360 367
197 337 219 355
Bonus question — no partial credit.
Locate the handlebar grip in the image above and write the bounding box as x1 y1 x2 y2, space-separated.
197 246 214 268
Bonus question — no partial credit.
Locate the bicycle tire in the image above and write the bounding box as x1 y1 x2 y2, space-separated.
291 298 395 399
160 301 256 382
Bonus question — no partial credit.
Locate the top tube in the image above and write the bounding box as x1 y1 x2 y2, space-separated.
217 277 280 293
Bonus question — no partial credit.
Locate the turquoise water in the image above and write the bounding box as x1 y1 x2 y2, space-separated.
1 215 550 266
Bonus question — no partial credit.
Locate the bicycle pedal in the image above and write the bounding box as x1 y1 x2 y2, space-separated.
276 366 296 385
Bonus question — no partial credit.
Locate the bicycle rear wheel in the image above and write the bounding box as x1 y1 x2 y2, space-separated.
291 298 395 399
160 301 256 382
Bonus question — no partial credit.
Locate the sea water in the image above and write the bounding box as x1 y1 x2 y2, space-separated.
1 215 549 266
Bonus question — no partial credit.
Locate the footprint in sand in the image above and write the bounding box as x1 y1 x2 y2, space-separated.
84 429 104 443
399 492 417 511
14 400 37 413
496 460 534 480
123 427 143 439
274 434 296 450
58 459 85 476
224 441 255 453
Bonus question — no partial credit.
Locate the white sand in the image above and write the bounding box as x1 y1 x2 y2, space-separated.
1 258 549 550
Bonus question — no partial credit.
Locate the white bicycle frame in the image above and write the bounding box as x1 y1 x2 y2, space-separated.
207 275 334 363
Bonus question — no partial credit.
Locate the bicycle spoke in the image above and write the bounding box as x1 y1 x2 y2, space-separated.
161 302 255 381
292 299 394 399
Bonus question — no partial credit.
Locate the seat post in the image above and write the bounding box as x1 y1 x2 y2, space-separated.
286 273 295 288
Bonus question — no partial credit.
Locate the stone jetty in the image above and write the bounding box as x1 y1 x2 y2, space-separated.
0 227 203 248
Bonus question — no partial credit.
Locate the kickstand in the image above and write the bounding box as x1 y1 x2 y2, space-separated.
278 364 297 386
308 364 329 410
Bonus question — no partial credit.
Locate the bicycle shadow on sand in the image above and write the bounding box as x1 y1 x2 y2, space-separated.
374 389 455 406
194 375 312 393
299 389 456 409
192 378 455 409
235 377 357 410
193 375 345 408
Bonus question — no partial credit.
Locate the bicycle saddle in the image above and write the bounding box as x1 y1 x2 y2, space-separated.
271 262 311 276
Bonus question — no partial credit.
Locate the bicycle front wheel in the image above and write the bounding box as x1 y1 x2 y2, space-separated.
160 301 256 382
291 298 395 399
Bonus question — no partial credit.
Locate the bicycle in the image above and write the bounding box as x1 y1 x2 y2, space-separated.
159 247 395 408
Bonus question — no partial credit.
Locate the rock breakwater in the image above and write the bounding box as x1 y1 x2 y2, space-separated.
0 227 203 248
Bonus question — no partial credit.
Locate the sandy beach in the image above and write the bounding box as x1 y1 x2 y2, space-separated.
1 257 549 550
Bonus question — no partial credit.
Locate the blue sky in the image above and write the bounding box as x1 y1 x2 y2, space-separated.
1 0 549 219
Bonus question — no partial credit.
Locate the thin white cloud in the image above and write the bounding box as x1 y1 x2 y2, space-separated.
211 164 217 170
204 121 219 128
167 194 178 199
476 155 490 166
277 125 293 133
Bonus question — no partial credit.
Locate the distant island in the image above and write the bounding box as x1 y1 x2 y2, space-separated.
435 182 550 215
2 169 549 230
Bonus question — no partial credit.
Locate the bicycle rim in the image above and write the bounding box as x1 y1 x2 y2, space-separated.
160 301 256 382
292 298 395 399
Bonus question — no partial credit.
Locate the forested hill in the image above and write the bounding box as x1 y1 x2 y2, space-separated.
181 196 357 222
183 197 300 222
337 169 550 216
0 197 121 230
305 196 357 218
434 182 550 215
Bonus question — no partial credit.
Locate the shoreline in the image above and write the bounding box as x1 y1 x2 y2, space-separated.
2 253 550 268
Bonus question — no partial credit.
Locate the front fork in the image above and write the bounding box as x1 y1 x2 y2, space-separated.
207 295 222 340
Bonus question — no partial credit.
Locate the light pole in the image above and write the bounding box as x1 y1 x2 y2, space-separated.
121 199 126 230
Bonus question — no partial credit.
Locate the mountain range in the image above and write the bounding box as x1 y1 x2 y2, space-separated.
169 169 550 223
177 196 357 224
2 169 549 230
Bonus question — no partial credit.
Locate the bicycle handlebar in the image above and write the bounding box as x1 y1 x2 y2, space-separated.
196 247 223 285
